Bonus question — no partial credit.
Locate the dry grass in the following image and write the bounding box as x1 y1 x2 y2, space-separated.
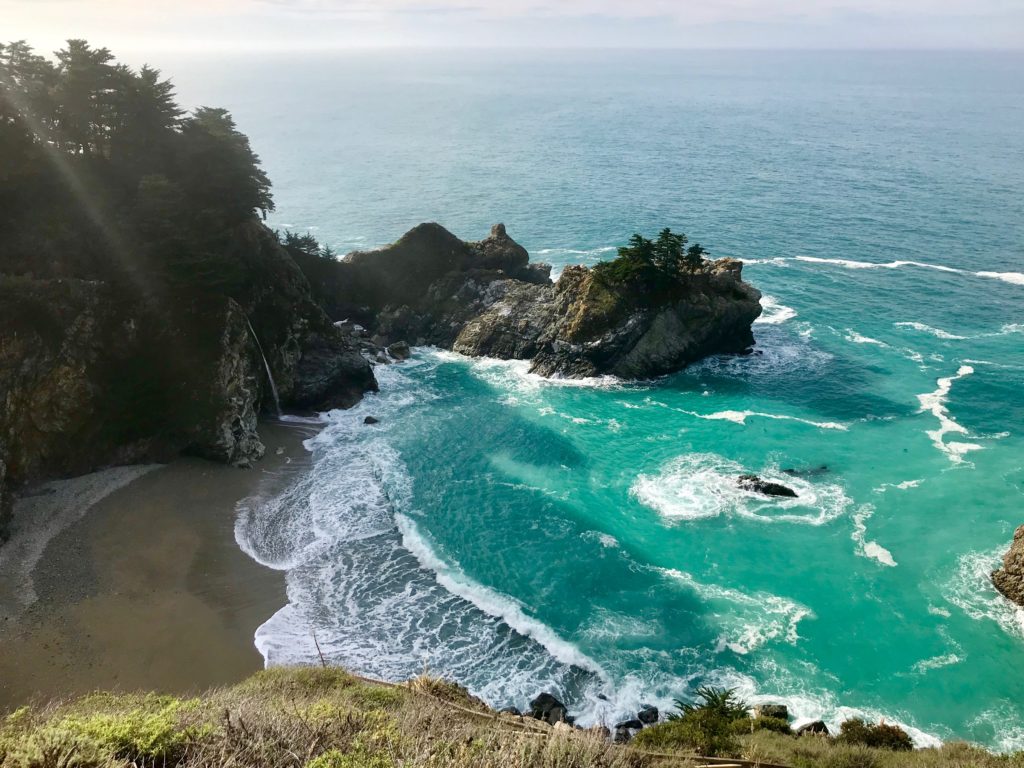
4 668 1024 768
0 668 647 768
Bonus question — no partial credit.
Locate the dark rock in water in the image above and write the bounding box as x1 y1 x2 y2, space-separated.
498 706 521 717
637 705 660 724
993 525 1024 607
797 720 830 736
288 330 377 412
596 693 609 702
615 719 644 730
782 465 829 477
755 704 790 721
387 341 412 360
738 474 798 498
529 692 569 725
295 223 762 381
364 416 380 425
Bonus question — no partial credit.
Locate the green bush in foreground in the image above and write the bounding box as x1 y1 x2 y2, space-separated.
839 718 914 752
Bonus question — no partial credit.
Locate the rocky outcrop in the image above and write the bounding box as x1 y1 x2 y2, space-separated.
303 223 761 380
738 474 798 498
992 525 1024 607
528 692 571 725
0 223 376 541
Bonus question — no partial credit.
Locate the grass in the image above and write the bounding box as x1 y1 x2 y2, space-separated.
2 668 1023 768
0 668 645 768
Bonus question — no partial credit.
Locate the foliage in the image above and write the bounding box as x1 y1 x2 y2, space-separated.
668 687 750 722
732 715 793 735
0 667 647 768
593 228 709 293
633 710 737 756
838 719 914 752
632 687 750 757
0 39 274 292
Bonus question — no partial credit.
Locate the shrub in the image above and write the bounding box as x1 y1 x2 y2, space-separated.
670 687 750 722
634 708 739 757
732 715 792 735
838 718 914 751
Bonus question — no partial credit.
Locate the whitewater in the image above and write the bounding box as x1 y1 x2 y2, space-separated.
152 49 1024 750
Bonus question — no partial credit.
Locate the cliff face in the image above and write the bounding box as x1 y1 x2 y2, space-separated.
992 525 1024 607
0 223 376 540
312 223 761 379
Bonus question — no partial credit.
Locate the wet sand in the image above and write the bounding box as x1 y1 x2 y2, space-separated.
0 419 319 711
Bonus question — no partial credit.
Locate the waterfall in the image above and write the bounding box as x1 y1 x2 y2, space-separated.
245 318 282 419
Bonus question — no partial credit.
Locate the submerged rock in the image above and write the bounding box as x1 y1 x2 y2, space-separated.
364 416 380 425
737 474 798 498
993 525 1024 606
782 465 829 477
295 223 762 381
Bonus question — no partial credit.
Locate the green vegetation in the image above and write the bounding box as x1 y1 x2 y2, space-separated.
838 718 915 752
0 668 643 768
634 686 750 756
2 671 1023 768
593 228 708 290
1 39 273 292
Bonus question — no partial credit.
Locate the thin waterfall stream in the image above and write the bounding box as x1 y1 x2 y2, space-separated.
245 318 283 419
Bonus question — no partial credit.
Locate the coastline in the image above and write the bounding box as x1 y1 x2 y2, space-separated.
0 419 319 712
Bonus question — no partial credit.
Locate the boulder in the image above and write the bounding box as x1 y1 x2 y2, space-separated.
993 525 1024 607
587 725 612 740
737 474 798 498
754 704 790 721
529 692 570 725
364 416 380 425
387 341 412 360
797 720 830 736
615 719 644 730
637 705 660 724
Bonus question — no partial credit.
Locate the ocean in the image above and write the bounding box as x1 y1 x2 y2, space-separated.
163 50 1024 747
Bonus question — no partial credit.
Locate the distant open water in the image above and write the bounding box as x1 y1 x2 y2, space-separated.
161 50 1024 748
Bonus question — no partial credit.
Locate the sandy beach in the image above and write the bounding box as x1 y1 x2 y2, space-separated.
0 419 320 711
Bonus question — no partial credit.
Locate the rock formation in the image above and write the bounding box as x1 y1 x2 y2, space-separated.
992 525 1024 607
737 474 799 498
302 223 762 380
0 223 376 541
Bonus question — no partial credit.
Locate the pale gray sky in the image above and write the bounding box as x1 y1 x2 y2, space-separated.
4 0 1023 52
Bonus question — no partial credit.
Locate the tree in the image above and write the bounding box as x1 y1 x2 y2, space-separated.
177 107 274 225
652 227 687 275
686 243 708 266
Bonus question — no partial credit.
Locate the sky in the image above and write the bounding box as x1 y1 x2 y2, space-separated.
3 0 1023 53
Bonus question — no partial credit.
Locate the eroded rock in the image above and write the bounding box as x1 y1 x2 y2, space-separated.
993 525 1024 607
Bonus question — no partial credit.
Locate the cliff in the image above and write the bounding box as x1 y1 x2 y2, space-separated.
992 525 1024 607
301 223 762 379
0 223 376 541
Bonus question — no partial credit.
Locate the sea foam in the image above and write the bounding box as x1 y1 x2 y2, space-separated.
631 453 851 526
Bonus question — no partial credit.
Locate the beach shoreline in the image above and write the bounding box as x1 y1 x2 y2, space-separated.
0 418 319 712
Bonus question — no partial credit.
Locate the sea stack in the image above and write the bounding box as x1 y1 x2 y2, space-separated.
992 525 1024 607
303 223 762 380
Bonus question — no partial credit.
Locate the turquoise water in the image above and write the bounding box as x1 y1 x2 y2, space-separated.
165 51 1024 747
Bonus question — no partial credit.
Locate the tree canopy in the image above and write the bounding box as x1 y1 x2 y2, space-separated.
593 227 710 291
0 40 274 291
